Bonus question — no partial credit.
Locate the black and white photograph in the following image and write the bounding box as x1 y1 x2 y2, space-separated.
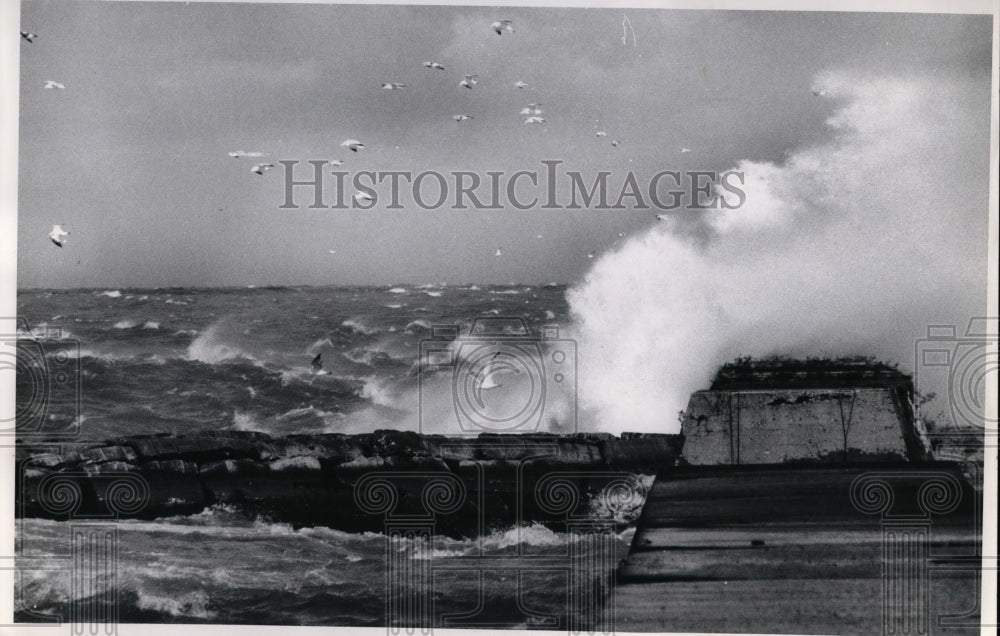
2 0 997 634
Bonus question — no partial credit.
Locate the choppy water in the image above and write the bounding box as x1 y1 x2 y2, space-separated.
15 284 573 440
16 509 635 626
14 285 636 627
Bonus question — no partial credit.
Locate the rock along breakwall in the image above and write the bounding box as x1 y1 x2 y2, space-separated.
16 430 682 537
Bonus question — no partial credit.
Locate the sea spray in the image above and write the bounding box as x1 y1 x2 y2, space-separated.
567 70 990 433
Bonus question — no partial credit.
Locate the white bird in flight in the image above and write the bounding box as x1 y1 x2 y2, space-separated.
311 353 330 376
595 131 607 137
251 163 275 175
611 140 620 147
495 247 502 257
354 191 374 205
519 103 543 115
524 116 545 124
587 252 595 259
491 19 514 35
476 351 504 393
21 31 38 43
812 89 827 97
382 82 406 90
328 250 337 254
228 150 266 159
341 139 366 152
44 80 64 90
680 147 691 153
453 114 473 122
329 159 344 166
655 214 669 221
48 225 69 247
423 61 445 70
514 81 527 89
459 74 479 89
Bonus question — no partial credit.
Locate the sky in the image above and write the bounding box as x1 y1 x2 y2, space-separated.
13 1 995 288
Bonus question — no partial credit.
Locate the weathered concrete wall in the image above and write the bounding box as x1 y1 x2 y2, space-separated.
680 387 928 465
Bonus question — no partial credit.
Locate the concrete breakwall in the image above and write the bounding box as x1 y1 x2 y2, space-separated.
16 430 682 536
680 387 930 465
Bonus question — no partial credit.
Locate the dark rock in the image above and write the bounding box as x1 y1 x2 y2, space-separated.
83 461 140 474
79 445 138 465
127 435 261 463
15 429 686 536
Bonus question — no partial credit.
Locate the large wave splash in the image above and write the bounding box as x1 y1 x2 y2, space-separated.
567 70 991 434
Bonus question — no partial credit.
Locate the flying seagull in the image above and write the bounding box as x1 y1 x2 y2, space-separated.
311 353 330 376
524 116 546 124
329 159 344 166
811 89 827 97
655 214 669 221
459 74 479 89
44 80 65 90
423 61 445 70
477 351 504 393
353 191 374 205
341 139 366 152
453 114 473 122
491 19 514 35
519 103 543 115
228 150 266 159
20 31 37 43
611 140 620 147
381 82 406 90
495 247 502 257
595 131 607 137
48 225 69 247
251 163 275 175
514 81 527 89
680 147 691 153
328 250 337 254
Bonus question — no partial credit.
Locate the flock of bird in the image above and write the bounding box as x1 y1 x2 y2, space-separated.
23 30 72 248
222 16 632 226
21 31 64 90
25 15 826 257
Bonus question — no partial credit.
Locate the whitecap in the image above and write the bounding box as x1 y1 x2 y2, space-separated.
134 589 215 620
186 322 255 364
404 319 432 333
341 318 376 335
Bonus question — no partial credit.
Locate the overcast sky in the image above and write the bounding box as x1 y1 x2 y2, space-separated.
15 2 993 288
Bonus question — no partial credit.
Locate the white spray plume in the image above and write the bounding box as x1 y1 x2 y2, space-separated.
568 70 991 434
